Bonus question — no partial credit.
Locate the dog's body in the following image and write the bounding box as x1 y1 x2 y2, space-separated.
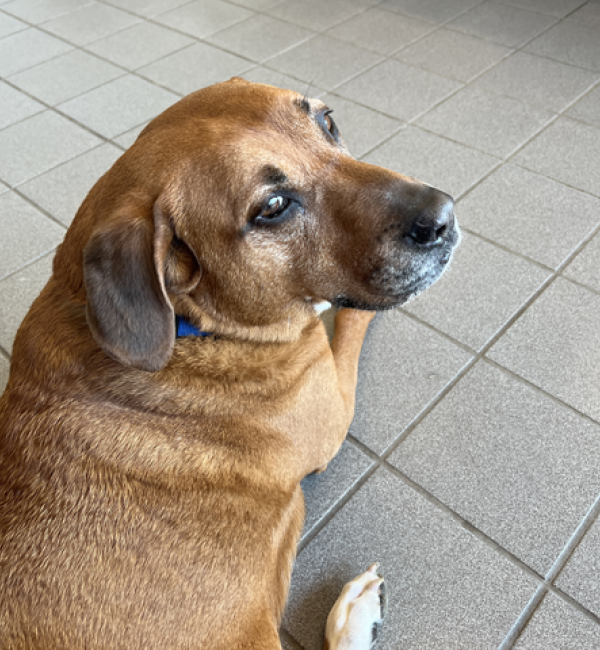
0 79 459 649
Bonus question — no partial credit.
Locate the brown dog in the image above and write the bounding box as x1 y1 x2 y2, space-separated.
0 78 459 650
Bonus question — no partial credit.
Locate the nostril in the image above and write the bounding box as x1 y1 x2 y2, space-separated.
409 221 437 245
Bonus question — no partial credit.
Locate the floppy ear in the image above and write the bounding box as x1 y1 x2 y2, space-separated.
83 198 200 371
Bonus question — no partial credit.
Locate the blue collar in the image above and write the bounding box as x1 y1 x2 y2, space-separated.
175 315 211 338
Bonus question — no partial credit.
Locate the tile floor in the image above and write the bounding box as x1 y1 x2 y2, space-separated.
1 0 600 647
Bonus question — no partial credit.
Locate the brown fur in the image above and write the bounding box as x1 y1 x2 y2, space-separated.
0 79 458 649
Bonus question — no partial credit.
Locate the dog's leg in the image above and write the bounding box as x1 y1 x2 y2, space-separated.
330 308 375 424
324 564 387 650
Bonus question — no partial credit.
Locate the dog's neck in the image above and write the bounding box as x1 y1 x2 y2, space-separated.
172 296 330 344
175 315 212 339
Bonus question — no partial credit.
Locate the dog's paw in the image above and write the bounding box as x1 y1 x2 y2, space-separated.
325 563 387 650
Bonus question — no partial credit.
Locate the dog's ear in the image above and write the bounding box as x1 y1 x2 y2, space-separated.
83 198 201 371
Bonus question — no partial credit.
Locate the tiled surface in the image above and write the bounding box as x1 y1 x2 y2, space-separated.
18 143 122 226
389 361 600 574
335 59 461 121
475 51 598 112
512 117 600 197
2 1 600 648
563 232 600 294
348 309 473 453
0 251 54 353
457 164 600 268
363 125 499 197
447 1 556 48
284 470 537 650
300 440 373 539
417 85 553 158
8 49 124 106
488 278 600 422
555 518 600 617
0 81 44 129
513 594 600 649
403 231 550 350
0 193 64 281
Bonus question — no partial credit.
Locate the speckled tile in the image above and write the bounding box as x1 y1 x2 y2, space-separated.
457 164 600 269
555 517 600 618
488 277 600 422
563 232 600 294
335 59 461 121
0 10 27 37
396 27 511 82
0 110 102 186
0 28 73 77
403 231 550 350
112 121 148 149
476 51 598 113
41 2 141 46
0 81 44 130
266 0 372 33
0 251 54 353
326 8 433 55
501 0 587 17
390 360 600 574
379 0 483 24
207 14 313 63
319 93 404 158
448 1 556 48
100 0 191 17
300 440 373 539
0 193 63 281
512 117 600 198
348 309 473 454
284 469 537 650
265 34 383 91
514 593 600 649
0 355 9 395
363 125 499 197
138 43 254 96
417 85 553 158
153 0 253 39
8 49 124 106
18 143 122 227
525 15 600 72
1 0 94 24
57 74 178 139
567 85 600 129
85 21 193 70
242 67 325 96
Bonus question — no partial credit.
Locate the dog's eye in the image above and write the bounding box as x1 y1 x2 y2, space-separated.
262 195 289 218
253 196 292 225
323 112 334 134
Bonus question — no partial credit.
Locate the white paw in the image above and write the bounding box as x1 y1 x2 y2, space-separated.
325 563 387 650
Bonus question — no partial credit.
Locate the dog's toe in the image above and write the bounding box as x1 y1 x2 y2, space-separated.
325 564 387 650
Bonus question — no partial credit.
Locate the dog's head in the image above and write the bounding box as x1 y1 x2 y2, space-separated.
55 78 459 371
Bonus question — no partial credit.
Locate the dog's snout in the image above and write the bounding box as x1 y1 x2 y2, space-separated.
408 191 454 246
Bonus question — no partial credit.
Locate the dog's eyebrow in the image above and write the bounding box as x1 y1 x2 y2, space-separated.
294 96 311 115
261 165 288 186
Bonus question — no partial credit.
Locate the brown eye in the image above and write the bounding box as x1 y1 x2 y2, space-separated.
261 195 289 218
324 113 333 133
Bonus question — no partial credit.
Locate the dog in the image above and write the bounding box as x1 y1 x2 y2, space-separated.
0 78 459 650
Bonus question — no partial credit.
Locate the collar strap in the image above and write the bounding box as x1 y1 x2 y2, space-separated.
175 315 212 338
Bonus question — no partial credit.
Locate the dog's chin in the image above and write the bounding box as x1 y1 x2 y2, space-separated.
334 245 457 312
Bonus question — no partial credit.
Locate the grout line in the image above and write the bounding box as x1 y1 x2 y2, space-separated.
0 247 58 284
0 344 10 362
279 628 304 650
498 585 549 650
499 491 600 648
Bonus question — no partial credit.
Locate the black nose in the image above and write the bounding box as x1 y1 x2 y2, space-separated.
408 191 454 246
